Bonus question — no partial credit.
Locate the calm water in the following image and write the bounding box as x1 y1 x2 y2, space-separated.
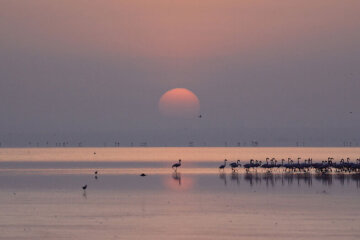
0 147 359 239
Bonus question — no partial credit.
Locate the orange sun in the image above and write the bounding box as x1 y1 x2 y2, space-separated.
158 88 200 118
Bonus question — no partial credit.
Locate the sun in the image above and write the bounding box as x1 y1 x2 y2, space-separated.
158 88 200 118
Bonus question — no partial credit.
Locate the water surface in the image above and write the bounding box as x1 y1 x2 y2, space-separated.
0 147 359 239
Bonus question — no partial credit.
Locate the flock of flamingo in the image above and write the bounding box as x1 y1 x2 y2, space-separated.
173 158 360 174
82 157 360 191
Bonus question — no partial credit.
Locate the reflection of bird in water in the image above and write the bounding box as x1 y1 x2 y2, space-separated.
172 172 181 185
231 172 240 185
214 172 360 188
244 173 255 186
263 172 276 187
219 172 227 185
172 159 182 171
82 184 87 198
352 173 360 188
198 114 202 118
219 159 227 170
315 173 333 186
94 175 98 180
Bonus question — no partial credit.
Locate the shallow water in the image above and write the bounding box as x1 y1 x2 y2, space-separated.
1 147 360 162
0 148 359 239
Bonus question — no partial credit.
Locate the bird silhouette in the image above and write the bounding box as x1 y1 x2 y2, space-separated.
172 159 182 171
219 159 227 170
229 160 241 172
82 184 87 190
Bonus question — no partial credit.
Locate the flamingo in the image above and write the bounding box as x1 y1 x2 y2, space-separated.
261 158 271 171
172 159 182 171
229 160 241 172
243 159 255 172
219 159 227 170
284 158 293 172
269 158 277 171
277 159 285 168
356 158 360 172
291 157 301 172
254 160 262 169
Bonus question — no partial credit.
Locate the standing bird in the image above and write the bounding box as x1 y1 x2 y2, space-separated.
219 159 227 170
82 184 87 190
243 159 255 172
229 160 241 172
172 159 182 171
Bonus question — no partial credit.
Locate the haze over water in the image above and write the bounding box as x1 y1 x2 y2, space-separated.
0 147 359 239
1 1 360 147
1 1 360 238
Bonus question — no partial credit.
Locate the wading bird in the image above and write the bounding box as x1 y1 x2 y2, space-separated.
172 159 182 171
243 159 255 172
229 160 241 172
219 159 227 170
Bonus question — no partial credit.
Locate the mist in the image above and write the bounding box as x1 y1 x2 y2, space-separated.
0 0 359 147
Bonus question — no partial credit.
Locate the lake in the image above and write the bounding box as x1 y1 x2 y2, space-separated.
0 147 359 239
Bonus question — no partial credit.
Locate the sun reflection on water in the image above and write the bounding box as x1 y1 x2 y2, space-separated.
163 172 195 191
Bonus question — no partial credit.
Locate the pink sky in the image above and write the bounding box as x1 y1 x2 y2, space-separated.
1 0 359 60
0 0 360 146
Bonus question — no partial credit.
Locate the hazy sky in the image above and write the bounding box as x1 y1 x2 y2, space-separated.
1 0 359 146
